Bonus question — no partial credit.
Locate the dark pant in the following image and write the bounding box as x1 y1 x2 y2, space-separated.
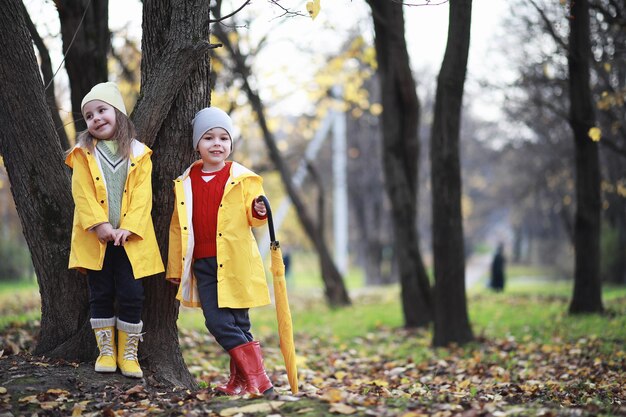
87 243 144 323
193 257 253 351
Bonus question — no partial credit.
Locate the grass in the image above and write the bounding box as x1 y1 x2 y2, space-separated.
2 263 625 353
0 279 40 329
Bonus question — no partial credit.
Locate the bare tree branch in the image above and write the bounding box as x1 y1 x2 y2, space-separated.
529 0 569 51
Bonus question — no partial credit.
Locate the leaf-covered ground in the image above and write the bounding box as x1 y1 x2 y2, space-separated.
1 285 625 416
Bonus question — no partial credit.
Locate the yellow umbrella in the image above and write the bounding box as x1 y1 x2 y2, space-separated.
259 196 299 394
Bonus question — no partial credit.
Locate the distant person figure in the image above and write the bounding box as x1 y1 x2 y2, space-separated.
283 250 292 278
490 243 506 292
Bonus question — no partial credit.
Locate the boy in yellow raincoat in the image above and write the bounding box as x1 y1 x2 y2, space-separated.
166 107 274 395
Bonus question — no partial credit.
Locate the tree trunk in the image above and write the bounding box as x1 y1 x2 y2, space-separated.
567 0 604 314
55 0 109 134
430 0 474 347
0 0 94 360
366 0 432 327
132 0 214 388
212 20 351 307
1 0 214 388
20 3 70 150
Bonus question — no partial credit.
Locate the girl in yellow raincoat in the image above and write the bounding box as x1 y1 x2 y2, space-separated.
166 107 274 395
65 82 164 378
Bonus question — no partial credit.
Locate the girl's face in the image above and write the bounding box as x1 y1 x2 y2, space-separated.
197 127 232 171
83 100 117 140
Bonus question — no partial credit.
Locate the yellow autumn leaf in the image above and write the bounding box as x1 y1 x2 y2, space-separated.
588 127 602 142
334 370 347 380
458 379 471 389
220 401 284 416
306 0 321 20
321 388 344 403
604 62 611 72
18 395 39 404
72 403 85 417
47 388 70 396
329 403 357 415
0 387 6 394
40 401 59 410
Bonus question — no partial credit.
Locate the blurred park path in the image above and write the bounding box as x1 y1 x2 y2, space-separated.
465 252 492 289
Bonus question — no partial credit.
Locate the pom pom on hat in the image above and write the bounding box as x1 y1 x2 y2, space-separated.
192 107 234 150
81 82 127 116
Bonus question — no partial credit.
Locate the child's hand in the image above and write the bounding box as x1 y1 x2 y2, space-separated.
254 197 267 217
113 229 133 246
94 223 115 243
168 278 181 285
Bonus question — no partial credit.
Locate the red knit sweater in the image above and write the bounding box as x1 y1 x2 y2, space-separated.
191 162 231 259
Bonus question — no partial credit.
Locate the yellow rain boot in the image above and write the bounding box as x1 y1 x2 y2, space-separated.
116 319 144 378
91 317 117 373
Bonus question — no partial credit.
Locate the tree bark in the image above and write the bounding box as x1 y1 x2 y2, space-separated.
55 0 109 134
20 2 70 150
366 0 432 327
132 0 215 388
567 0 604 314
0 0 94 360
430 0 474 347
1 0 215 388
212 18 351 307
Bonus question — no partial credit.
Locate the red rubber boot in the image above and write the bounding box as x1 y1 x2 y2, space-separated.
229 341 274 395
215 358 245 395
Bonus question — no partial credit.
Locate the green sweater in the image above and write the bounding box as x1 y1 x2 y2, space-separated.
96 140 128 229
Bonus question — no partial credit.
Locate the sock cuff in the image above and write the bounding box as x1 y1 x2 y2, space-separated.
90 317 116 329
116 318 143 333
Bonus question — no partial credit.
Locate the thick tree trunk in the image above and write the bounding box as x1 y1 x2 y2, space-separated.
430 0 474 347
1 0 214 388
212 21 351 307
366 0 432 327
55 0 109 134
567 0 604 314
20 3 70 150
133 0 214 387
0 0 94 360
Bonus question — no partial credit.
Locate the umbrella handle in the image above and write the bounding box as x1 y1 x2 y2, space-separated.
257 195 277 246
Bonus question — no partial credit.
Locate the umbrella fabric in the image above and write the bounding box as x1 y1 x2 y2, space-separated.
270 243 299 394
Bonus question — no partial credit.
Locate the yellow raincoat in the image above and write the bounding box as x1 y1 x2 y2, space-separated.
65 140 164 278
166 161 271 309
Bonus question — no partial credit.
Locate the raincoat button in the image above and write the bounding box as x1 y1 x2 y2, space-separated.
183 227 187 230
231 182 235 185
218 233 222 237
123 213 126 217
220 204 223 207
131 163 135 167
87 152 90 155
183 257 185 261
96 177 99 180
100 200 104 204
181 201 185 205
219 264 223 268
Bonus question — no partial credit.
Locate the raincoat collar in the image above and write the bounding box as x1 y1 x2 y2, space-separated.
175 160 258 182
65 139 149 167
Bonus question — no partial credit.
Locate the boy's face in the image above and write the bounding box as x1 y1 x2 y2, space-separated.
197 127 232 169
83 100 117 140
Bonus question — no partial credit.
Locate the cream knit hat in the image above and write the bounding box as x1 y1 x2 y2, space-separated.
81 82 127 116
192 107 234 150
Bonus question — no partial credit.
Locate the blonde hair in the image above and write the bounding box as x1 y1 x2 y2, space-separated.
75 109 137 158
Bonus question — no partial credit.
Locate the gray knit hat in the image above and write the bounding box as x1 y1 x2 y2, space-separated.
192 107 234 150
